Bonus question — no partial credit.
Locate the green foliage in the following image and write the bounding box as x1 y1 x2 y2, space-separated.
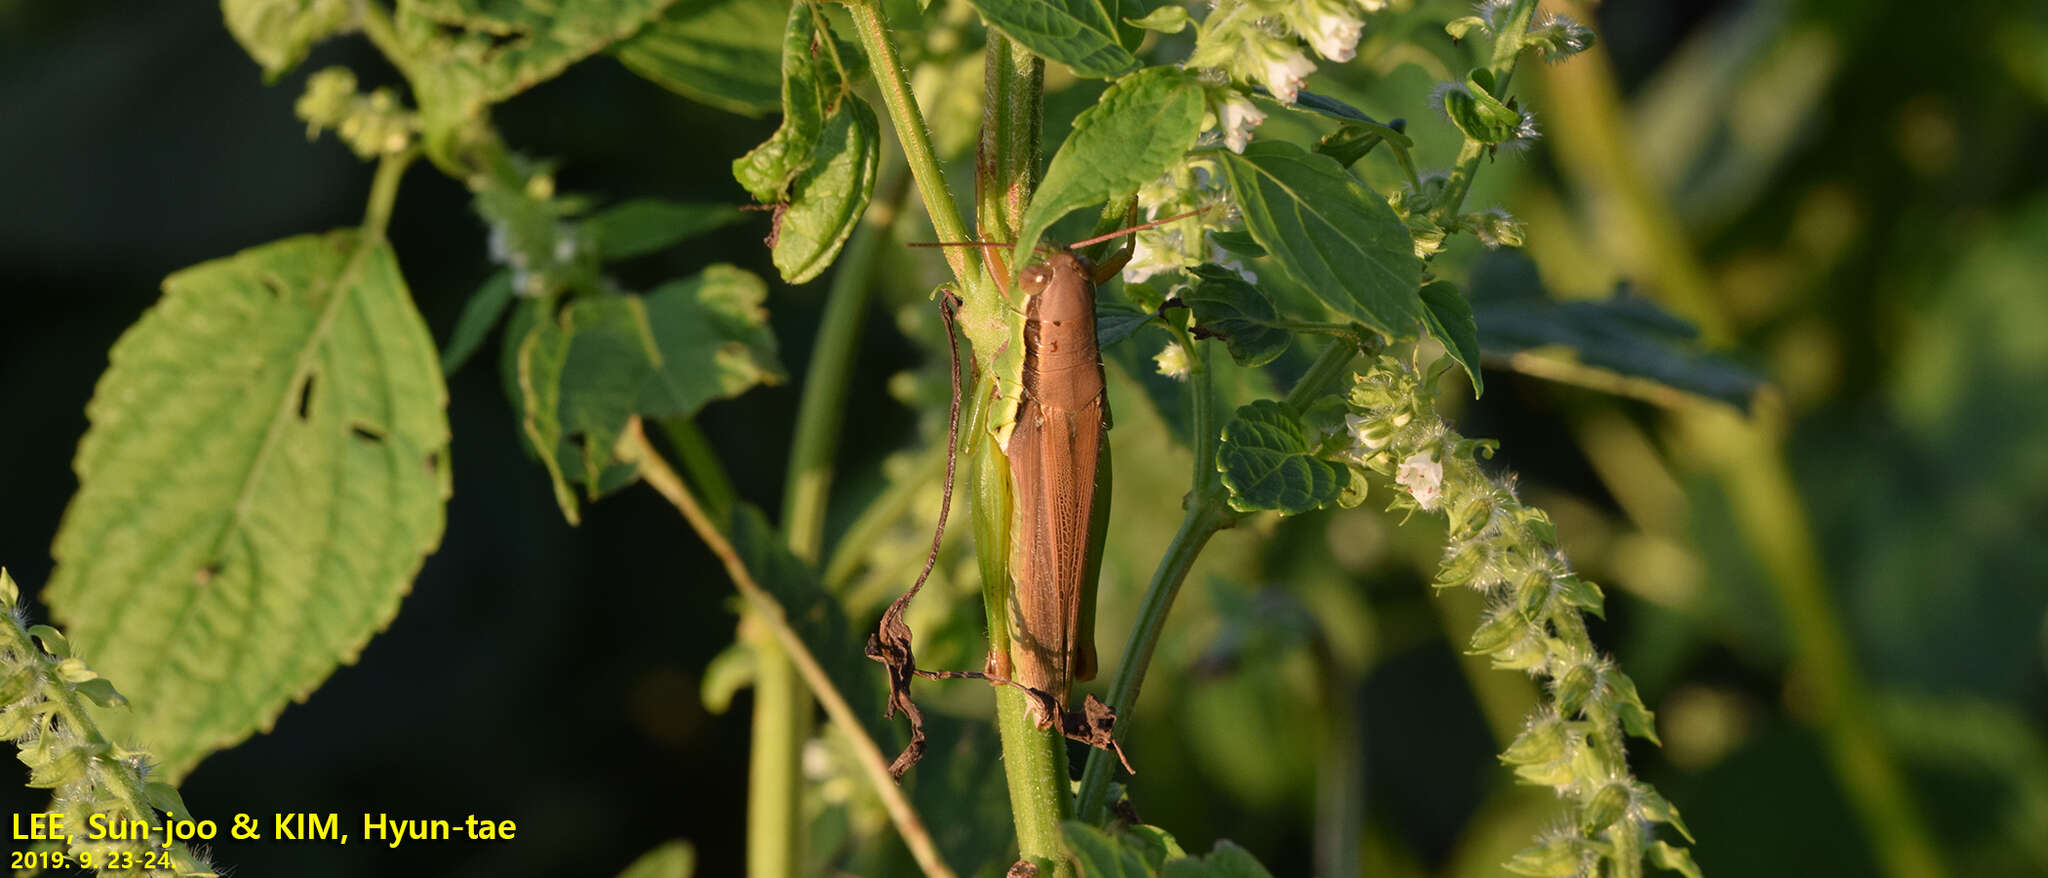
1418 280 1483 395
964 0 1139 79
1016 66 1207 264
1180 265 1288 368
1215 400 1349 516
1062 821 1278 878
733 3 880 283
221 0 351 79
613 0 786 117
514 266 784 522
0 569 218 877
1216 142 1424 337
1438 68 1523 145
47 231 449 780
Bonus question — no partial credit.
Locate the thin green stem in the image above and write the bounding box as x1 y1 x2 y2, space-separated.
1431 0 1539 226
360 148 415 240
843 0 979 287
352 0 414 80
1077 338 1362 821
821 444 948 595
657 416 738 529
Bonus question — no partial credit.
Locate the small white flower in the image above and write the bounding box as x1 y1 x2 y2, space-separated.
1396 450 1444 510
1257 49 1317 105
553 224 578 262
1303 9 1363 62
1215 91 1266 152
1344 413 1374 448
1154 342 1191 381
487 223 510 262
1122 228 1186 283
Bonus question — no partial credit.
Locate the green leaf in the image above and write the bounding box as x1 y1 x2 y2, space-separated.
144 781 195 821
1469 251 1762 409
1215 400 1349 516
1096 300 1156 349
773 98 881 283
1123 5 1188 33
1419 280 1484 396
1016 66 1206 266
1217 142 1424 336
731 4 878 283
1314 120 1410 168
1207 229 1265 259
587 199 747 261
1162 840 1278 878
517 266 785 521
1183 266 1288 367
964 0 1139 79
221 0 351 79
1062 822 1156 877
442 270 517 375
1445 16 1487 41
613 0 786 117
614 839 696 878
400 0 677 155
1441 67 1523 144
1502 836 1586 876
47 231 450 780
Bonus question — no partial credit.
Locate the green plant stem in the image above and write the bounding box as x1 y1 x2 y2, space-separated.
1075 338 1362 821
352 0 414 81
1431 0 1539 226
995 683 1074 875
658 416 737 529
821 443 948 594
843 0 979 288
361 148 415 240
621 420 957 878
746 620 807 878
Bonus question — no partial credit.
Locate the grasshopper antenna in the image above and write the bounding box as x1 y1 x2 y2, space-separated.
1064 205 1215 250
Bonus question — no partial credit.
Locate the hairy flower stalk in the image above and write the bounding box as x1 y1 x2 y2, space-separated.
0 571 216 877
1341 364 1703 877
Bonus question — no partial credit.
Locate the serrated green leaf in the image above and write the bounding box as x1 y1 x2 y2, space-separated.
613 0 785 117
614 839 696 878
1469 252 1762 409
221 0 351 79
1216 400 1349 516
400 0 677 159
730 4 877 283
518 266 784 521
1184 266 1288 367
1162 840 1277 878
1442 67 1522 144
587 199 747 261
1420 280 1484 396
1062 821 1156 877
964 0 1139 79
1016 66 1206 266
1217 142 1424 336
773 98 880 283
442 271 517 376
1645 841 1703 878
1207 229 1265 259
47 232 450 780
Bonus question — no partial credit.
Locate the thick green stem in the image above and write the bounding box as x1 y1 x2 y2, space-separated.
746 621 808 878
360 149 414 240
843 0 979 287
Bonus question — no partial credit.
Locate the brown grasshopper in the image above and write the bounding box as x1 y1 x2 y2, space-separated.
868 210 1208 778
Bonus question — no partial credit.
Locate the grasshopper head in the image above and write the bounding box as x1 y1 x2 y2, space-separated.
1021 249 1095 325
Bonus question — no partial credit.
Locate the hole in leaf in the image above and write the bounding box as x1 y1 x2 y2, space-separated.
349 424 386 444
295 374 316 420
194 562 221 586
423 451 440 474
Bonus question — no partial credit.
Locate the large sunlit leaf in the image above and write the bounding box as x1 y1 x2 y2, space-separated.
1215 400 1348 516
613 0 786 117
1015 66 1206 263
47 231 451 780
964 0 1139 79
1216 142 1424 337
